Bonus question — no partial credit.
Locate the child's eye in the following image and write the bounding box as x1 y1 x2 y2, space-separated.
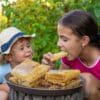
20 47 24 50
26 43 31 48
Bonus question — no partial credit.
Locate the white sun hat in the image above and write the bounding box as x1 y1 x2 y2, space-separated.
0 27 36 55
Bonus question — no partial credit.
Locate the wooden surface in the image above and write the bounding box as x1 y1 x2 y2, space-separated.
9 88 84 100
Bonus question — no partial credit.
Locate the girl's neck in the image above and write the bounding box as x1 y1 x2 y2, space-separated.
79 46 100 66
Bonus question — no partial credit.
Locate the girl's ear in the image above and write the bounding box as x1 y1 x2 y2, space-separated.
81 35 90 47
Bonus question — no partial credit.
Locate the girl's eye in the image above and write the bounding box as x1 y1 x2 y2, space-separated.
63 38 68 42
59 36 68 42
61 37 68 42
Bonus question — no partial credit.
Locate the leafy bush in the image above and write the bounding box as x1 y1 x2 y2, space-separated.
62 0 100 27
1 0 100 62
2 0 65 61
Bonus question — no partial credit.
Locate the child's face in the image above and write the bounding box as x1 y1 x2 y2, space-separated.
57 25 84 60
9 38 33 65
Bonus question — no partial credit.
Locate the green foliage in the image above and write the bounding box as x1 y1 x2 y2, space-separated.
63 0 100 27
2 0 65 62
55 59 61 69
1 0 99 62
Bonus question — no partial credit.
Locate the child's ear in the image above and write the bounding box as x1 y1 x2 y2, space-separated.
81 35 90 47
5 54 12 62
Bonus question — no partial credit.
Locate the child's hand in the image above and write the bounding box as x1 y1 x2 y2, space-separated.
0 84 10 93
0 90 9 100
42 52 55 69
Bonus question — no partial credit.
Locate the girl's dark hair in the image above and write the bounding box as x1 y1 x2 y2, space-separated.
58 9 100 49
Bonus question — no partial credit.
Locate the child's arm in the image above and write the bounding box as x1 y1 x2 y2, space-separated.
0 90 9 100
0 84 10 93
0 84 9 100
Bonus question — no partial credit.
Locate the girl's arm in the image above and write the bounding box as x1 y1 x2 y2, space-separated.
42 52 68 69
42 52 56 69
81 73 100 100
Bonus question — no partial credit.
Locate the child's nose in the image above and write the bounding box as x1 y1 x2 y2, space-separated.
25 47 32 52
25 48 33 56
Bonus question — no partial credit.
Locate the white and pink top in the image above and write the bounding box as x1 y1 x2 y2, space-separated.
62 57 100 80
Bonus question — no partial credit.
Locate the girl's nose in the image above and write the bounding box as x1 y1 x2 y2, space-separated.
57 39 61 48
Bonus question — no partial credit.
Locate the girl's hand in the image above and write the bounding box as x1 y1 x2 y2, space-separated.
42 52 56 69
81 73 99 96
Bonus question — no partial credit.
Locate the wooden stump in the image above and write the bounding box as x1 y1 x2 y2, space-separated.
9 88 84 100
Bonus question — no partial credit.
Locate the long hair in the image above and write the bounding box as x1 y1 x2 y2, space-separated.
58 9 100 49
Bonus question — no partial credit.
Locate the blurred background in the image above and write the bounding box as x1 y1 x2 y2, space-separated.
0 0 100 62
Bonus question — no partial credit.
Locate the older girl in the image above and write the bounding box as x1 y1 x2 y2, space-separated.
42 10 100 100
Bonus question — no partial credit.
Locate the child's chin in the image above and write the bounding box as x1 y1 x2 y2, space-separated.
27 56 33 59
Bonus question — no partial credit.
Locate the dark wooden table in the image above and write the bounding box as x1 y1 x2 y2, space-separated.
9 88 85 100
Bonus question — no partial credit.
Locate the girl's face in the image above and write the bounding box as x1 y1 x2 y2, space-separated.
57 25 84 60
9 38 33 65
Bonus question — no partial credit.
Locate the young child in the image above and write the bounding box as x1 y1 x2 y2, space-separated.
42 10 100 100
0 27 35 100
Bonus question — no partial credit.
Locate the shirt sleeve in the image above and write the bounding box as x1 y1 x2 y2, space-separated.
0 76 3 84
0 72 6 84
0 64 11 83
